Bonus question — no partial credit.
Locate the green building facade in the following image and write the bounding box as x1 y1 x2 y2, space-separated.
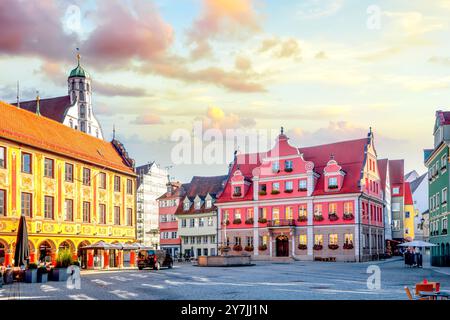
425 111 450 267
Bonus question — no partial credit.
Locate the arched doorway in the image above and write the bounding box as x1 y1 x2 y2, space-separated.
77 241 90 269
276 235 289 257
38 240 56 263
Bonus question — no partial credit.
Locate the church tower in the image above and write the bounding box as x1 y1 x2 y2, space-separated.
68 52 104 139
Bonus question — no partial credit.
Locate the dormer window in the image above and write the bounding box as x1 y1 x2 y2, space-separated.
195 200 201 210
285 160 293 172
206 199 212 208
233 186 242 197
328 177 338 189
183 201 190 211
272 161 280 173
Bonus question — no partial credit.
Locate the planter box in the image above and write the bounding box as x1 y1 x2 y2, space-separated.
37 272 48 283
25 269 38 283
50 268 68 282
3 270 14 285
198 255 252 267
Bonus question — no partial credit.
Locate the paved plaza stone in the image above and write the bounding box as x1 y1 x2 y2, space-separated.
1 259 449 300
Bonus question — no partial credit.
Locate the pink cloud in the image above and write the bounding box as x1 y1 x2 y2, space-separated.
132 113 163 125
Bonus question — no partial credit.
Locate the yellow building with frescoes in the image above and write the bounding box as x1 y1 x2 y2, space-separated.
0 100 136 268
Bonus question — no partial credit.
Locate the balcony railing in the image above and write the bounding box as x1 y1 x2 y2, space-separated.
267 219 296 227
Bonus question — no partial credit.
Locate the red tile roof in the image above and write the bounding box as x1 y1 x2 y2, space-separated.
404 182 414 205
218 137 370 202
377 158 388 190
0 101 134 175
12 96 73 123
388 159 404 196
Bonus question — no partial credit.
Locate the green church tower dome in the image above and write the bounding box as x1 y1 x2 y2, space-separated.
69 53 90 78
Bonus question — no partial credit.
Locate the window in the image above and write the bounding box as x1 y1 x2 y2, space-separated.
195 200 201 210
203 248 208 256
99 204 106 224
83 202 91 222
443 218 448 230
181 219 187 227
314 234 323 245
328 203 337 214
272 207 280 220
247 236 254 247
405 211 410 218
285 206 293 220
44 158 54 178
208 216 214 226
0 189 6 216
199 217 205 227
299 180 307 191
197 237 202 244
83 168 91 186
299 235 307 245
234 210 241 220
65 199 73 221
99 173 106 189
443 188 448 204
392 219 400 231
298 205 307 218
272 161 280 172
190 237 195 244
127 179 133 195
21 193 32 217
285 181 293 191
272 182 280 192
442 155 447 170
65 163 74 182
285 160 293 171
21 152 32 174
329 234 338 245
114 206 120 225
234 237 241 245
172 232 177 239
203 236 208 244
259 208 267 219
184 201 190 211
393 187 400 195
260 184 267 194
189 218 195 227
0 146 6 168
328 177 338 189
183 237 188 244
211 235 216 244
344 202 353 214
392 202 400 212
233 186 242 196
114 176 121 192
314 204 322 216
206 199 212 208
437 193 440 208
246 209 253 220
344 234 353 245
127 208 133 226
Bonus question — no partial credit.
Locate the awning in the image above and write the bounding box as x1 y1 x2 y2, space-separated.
79 241 122 250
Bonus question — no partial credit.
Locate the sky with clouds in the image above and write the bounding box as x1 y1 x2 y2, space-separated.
1 0 450 182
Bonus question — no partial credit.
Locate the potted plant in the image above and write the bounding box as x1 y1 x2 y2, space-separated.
284 167 293 173
258 218 267 224
271 190 280 195
50 248 73 281
328 213 339 221
259 190 267 196
244 245 254 252
328 244 339 250
233 218 242 224
442 229 448 235
233 244 243 251
284 189 293 193
298 244 307 250
343 243 354 250
258 244 267 251
313 244 323 250
328 185 338 190
245 218 254 225
25 263 38 283
297 216 307 222
343 213 354 220
224 220 230 226
313 215 324 222
37 265 49 283
232 192 242 197
298 187 307 192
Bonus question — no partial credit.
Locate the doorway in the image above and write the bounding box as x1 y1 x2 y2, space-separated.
276 235 289 257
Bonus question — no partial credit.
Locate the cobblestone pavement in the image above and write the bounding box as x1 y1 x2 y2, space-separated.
1 259 449 300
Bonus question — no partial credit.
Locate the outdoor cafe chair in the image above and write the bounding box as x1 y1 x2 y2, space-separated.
415 284 435 296
404 286 432 300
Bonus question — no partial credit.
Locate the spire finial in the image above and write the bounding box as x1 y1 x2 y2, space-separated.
112 124 116 140
281 126 284 135
330 153 334 160
16 81 20 109
76 48 81 66
36 90 41 116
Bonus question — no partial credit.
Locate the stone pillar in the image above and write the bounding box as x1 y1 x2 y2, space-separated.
130 251 135 267
290 229 295 258
354 197 360 262
368 203 372 256
104 251 109 269
87 250 94 269
269 233 273 257
253 178 259 256
307 200 313 258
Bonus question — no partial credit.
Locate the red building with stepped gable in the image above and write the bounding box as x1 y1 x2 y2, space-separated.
216 128 385 262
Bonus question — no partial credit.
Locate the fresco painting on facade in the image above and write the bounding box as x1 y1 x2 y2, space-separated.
215 128 387 262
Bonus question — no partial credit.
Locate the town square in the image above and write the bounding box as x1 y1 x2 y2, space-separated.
1 0 450 306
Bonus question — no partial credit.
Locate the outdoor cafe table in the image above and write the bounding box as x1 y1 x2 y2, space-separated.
416 281 440 291
418 291 450 300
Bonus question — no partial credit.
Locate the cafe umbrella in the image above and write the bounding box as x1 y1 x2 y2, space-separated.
13 215 30 267
398 240 438 247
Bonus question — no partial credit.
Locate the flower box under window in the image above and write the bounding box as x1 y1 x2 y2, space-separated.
328 185 339 190
313 215 324 222
328 244 339 250
284 189 293 193
259 191 267 196
442 229 448 235
313 244 323 250
258 244 267 251
343 213 354 220
233 244 243 251
298 244 307 250
233 192 242 197
271 190 280 195
258 218 267 224
284 168 293 173
297 216 308 222
328 213 339 221
343 243 354 250
224 220 230 226
233 218 242 224
245 218 254 225
244 245 254 252
298 188 307 192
